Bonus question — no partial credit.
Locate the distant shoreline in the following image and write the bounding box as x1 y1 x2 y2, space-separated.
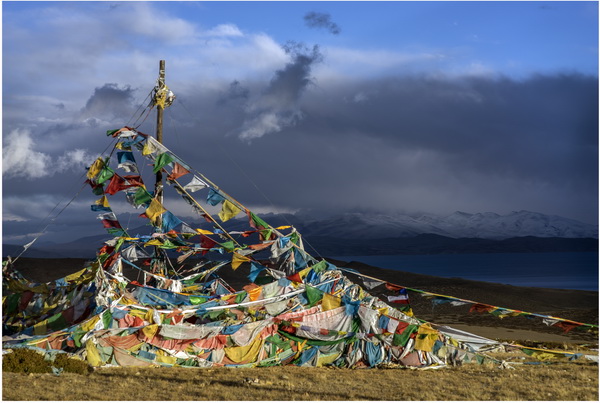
329 251 599 291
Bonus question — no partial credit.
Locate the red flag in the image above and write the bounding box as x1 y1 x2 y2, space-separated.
385 283 404 292
101 219 122 229
200 235 217 255
167 162 190 181
553 321 580 333
123 175 145 187
104 174 128 195
469 303 495 314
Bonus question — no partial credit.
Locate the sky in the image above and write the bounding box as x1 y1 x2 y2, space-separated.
2 1 599 245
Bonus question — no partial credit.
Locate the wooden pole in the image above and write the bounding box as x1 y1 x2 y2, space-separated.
153 60 166 274
155 59 165 205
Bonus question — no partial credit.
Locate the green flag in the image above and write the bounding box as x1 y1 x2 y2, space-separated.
305 285 323 307
153 152 175 174
96 166 115 185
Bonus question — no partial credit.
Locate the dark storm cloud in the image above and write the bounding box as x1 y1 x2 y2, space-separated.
236 43 323 140
304 11 341 35
81 83 137 120
309 73 599 188
218 80 249 105
167 71 598 223
4 70 598 244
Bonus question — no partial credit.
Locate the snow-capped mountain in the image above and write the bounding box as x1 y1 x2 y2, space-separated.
298 210 598 240
4 210 596 259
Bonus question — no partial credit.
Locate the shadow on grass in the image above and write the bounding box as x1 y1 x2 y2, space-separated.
92 370 373 400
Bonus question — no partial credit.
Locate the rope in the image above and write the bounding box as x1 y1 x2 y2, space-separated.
128 88 154 128
10 137 119 264
336 266 599 330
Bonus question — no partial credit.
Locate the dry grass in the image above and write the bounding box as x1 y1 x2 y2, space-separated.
3 353 598 401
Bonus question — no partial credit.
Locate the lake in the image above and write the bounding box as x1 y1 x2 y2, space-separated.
331 252 598 291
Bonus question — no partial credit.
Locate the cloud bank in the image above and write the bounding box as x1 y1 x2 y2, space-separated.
3 2 597 244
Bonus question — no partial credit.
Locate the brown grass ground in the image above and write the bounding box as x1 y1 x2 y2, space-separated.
2 357 598 401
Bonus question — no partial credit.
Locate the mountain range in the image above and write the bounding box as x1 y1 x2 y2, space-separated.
295 210 598 239
3 210 597 258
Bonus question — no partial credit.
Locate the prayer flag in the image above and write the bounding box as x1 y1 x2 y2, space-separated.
117 151 135 164
207 188 225 206
145 199 166 225
218 200 241 222
363 279 385 289
104 174 128 195
161 211 183 232
248 262 267 282
91 196 111 212
167 162 190 181
142 139 158 155
388 288 410 304
96 166 115 185
322 293 341 311
101 219 122 229
87 157 105 179
231 252 251 270
182 176 207 193
153 152 175 174
133 188 153 205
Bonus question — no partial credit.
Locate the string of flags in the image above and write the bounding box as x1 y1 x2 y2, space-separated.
87 126 597 337
339 267 598 333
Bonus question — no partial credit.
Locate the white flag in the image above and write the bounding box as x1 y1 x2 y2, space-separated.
183 176 207 193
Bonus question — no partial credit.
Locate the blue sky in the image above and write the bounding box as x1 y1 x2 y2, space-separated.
2 1 598 243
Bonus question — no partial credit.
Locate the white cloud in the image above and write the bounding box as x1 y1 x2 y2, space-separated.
203 24 244 38
2 213 28 222
2 129 96 180
2 129 52 179
316 47 447 79
239 110 303 141
122 2 198 44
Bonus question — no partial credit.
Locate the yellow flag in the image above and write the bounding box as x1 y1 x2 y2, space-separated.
224 336 263 364
415 323 439 352
231 252 251 270
85 340 103 367
115 142 131 151
298 267 312 279
142 139 157 155
276 225 292 230
145 199 166 224
218 200 242 222
322 293 341 311
95 195 110 208
533 351 564 361
195 228 214 235
248 286 262 301
87 157 105 179
64 268 89 283
80 315 101 332
142 324 159 339
155 354 177 365
144 239 163 247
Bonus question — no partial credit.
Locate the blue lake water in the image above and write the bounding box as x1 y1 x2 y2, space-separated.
331 252 599 291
